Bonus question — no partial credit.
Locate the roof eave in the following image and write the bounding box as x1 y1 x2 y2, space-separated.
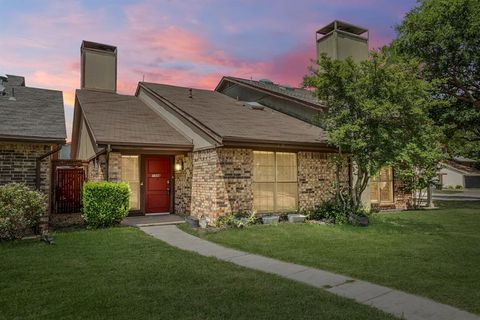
221 136 334 151
0 134 66 145
97 141 193 152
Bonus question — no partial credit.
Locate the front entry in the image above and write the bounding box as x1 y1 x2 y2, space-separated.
144 156 171 213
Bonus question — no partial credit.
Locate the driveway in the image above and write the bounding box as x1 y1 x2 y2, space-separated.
433 189 480 201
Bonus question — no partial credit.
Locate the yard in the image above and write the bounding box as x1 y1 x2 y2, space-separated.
0 227 395 320
181 201 480 315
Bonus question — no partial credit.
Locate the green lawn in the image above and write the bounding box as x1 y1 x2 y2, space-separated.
0 228 396 320
181 201 480 315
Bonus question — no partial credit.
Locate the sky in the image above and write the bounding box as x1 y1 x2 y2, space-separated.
0 0 418 141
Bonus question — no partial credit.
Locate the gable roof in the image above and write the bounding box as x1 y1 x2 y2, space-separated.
215 76 325 110
140 82 328 148
75 89 193 149
0 77 66 143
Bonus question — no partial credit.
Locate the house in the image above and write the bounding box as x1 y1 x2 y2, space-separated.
438 157 480 189
70 21 412 224
70 41 350 223
0 74 66 226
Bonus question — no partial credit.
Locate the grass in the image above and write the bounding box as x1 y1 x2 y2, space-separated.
180 201 480 315
0 227 396 320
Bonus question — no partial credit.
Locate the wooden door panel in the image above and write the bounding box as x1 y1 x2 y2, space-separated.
144 156 171 213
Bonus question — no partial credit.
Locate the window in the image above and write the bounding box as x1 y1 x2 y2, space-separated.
252 151 297 212
371 167 393 204
121 155 140 210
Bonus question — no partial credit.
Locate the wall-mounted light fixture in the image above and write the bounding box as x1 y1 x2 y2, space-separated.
174 159 184 172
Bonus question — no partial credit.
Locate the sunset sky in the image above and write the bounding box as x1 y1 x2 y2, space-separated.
0 0 418 141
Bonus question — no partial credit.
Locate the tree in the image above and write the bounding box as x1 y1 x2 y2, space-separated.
304 52 441 213
394 0 480 159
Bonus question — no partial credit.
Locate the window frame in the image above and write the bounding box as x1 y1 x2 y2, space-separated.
252 151 298 213
370 167 394 205
121 155 141 210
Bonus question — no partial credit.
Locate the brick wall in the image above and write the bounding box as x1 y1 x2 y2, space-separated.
297 151 349 210
190 149 219 221
87 152 121 182
0 142 52 193
174 153 192 216
187 148 352 223
217 148 253 214
0 142 55 230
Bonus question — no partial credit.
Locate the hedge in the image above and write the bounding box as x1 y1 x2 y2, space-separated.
0 183 46 240
82 181 130 228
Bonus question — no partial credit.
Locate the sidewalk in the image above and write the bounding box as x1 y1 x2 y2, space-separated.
141 225 479 320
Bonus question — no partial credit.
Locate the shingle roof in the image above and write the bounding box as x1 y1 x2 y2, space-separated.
141 82 327 146
0 79 66 143
217 76 324 108
76 89 193 148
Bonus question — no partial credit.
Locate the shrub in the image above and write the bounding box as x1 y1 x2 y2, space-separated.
216 211 257 228
82 181 130 228
308 198 366 225
455 185 463 190
0 183 46 240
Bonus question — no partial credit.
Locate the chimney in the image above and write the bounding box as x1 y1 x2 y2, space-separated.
81 41 117 92
316 20 369 62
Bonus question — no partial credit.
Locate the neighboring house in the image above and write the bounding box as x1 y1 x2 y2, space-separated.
0 74 66 225
71 41 350 223
438 158 480 188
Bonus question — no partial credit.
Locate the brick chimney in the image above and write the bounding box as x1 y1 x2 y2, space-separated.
81 41 117 92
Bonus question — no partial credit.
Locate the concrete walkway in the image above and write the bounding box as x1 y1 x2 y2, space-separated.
141 225 479 320
122 214 185 227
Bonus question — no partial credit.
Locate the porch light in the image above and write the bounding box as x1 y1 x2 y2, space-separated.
174 160 183 172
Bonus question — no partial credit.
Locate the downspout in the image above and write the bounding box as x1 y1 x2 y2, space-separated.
105 144 112 181
36 145 62 190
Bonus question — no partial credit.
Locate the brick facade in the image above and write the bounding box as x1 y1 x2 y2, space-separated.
297 151 349 211
87 152 122 182
0 142 52 193
186 148 345 223
188 148 254 223
81 148 409 225
0 142 54 230
174 153 192 216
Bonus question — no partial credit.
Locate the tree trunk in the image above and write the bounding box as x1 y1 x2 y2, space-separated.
426 185 434 208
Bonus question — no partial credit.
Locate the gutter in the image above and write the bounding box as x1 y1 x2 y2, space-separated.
36 145 63 190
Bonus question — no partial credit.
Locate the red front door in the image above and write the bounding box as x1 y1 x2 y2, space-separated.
144 156 171 213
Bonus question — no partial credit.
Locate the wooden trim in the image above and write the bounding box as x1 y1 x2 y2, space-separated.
221 137 336 152
0 135 65 144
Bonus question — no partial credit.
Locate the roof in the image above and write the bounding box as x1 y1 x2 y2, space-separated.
215 76 324 110
0 76 66 143
75 89 193 148
81 40 117 54
141 82 328 147
316 20 368 36
442 160 480 176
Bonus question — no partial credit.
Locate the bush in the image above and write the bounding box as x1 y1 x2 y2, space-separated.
82 182 130 228
0 183 46 240
306 198 365 225
455 185 463 190
216 211 257 228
